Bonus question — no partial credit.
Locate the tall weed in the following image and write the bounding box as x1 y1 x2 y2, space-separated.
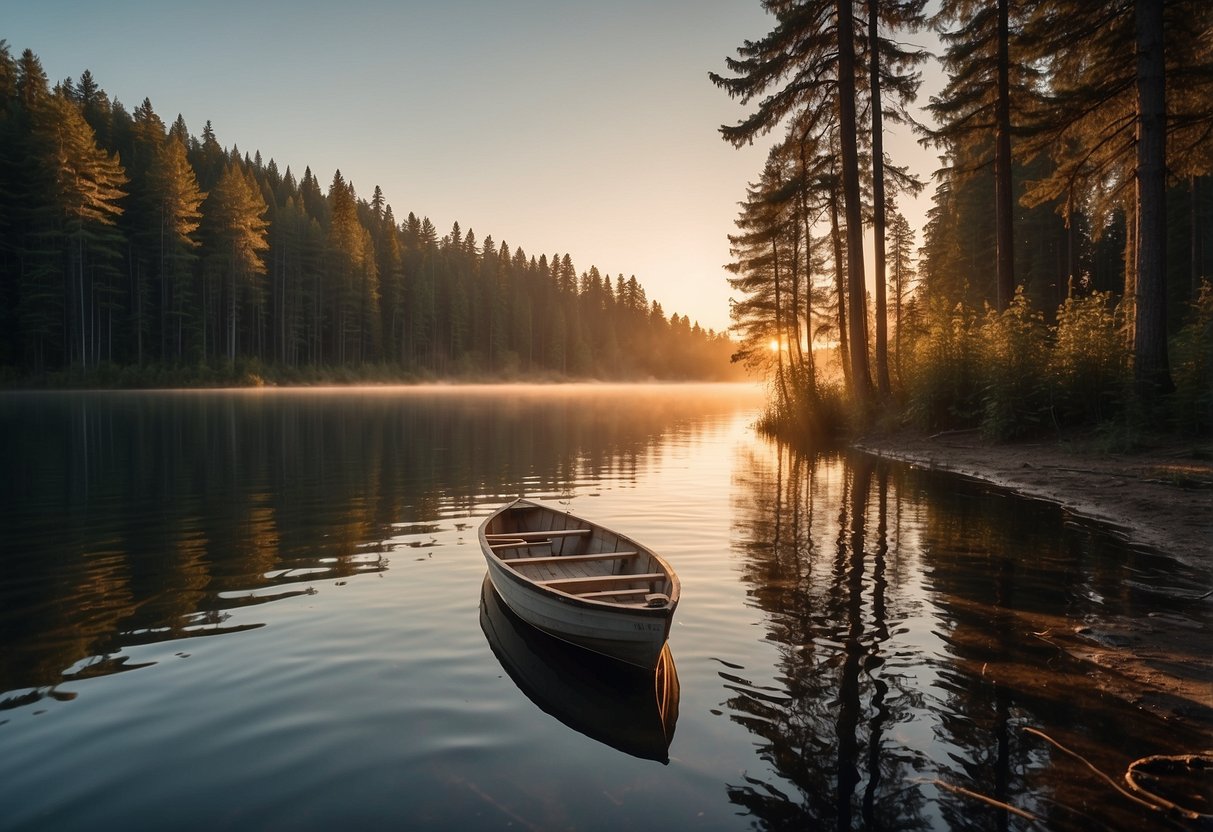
978 289 1049 439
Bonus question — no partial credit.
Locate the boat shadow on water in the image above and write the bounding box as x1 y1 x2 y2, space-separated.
479 575 680 764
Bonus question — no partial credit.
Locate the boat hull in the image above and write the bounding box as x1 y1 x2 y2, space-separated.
485 557 671 668
479 499 678 669
480 576 679 763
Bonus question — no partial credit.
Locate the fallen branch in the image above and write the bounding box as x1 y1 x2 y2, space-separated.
931 779 1038 822
1125 753 1213 819
1024 727 1201 821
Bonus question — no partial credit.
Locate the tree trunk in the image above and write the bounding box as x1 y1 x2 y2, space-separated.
202 270 208 361
994 0 1015 311
1133 0 1173 400
837 0 873 404
893 244 903 385
137 260 143 367
829 188 853 391
160 209 167 363
828 188 853 390
229 241 238 363
772 236 791 413
1066 207 1078 299
797 140 819 392
869 0 891 395
1190 175 1199 299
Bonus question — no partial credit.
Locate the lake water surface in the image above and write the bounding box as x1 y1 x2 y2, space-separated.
1 385 1208 831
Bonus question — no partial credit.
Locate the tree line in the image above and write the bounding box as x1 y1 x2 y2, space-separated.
0 42 740 385
714 0 1212 438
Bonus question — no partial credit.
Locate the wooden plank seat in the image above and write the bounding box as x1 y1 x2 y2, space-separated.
485 530 591 541
508 551 639 566
489 540 552 551
538 572 666 594
576 587 653 600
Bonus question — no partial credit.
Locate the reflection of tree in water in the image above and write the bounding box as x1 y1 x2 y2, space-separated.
726 447 931 830
0 387 743 705
729 443 1209 831
915 474 1206 831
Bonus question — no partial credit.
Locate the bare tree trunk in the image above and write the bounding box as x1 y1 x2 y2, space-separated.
1133 0 1173 400
1066 208 1078 300
772 236 791 413
800 189 818 392
837 0 873 404
829 189 858 395
1191 175 1199 298
78 224 87 370
160 209 167 363
995 0 1015 311
829 187 853 391
893 244 903 385
136 261 144 367
869 0 891 395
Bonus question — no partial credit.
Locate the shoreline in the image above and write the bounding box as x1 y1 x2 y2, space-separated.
852 431 1213 568
853 431 1213 733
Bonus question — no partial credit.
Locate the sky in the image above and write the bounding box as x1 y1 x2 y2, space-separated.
3 0 943 333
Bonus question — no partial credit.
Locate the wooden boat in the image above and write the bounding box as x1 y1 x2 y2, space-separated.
478 498 679 669
479 576 679 763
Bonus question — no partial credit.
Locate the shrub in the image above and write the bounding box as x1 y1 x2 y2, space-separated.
903 297 982 431
1048 290 1129 426
977 288 1050 439
1170 279 1213 435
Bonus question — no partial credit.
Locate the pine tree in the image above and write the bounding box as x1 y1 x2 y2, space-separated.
38 89 128 369
1019 0 1213 401
124 97 167 364
203 162 267 362
326 169 371 364
887 204 917 383
866 0 928 394
726 152 800 411
0 42 20 366
149 120 205 361
713 0 876 405
927 0 1035 311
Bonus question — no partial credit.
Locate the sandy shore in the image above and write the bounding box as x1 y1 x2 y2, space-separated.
853 431 1213 567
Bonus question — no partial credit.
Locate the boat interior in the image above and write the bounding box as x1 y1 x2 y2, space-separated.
485 503 674 607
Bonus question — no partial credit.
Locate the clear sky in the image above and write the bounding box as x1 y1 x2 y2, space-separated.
3 0 941 333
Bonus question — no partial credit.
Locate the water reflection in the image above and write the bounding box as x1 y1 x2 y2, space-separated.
0 385 750 709
725 443 1211 831
4 386 1208 830
479 576 679 764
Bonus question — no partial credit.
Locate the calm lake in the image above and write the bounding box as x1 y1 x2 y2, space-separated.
1 385 1208 831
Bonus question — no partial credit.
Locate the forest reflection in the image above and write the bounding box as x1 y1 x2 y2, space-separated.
0 386 753 709
726 444 1208 831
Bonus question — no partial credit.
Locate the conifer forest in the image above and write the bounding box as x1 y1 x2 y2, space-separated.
0 42 738 386
714 0 1212 439
2 0 1212 438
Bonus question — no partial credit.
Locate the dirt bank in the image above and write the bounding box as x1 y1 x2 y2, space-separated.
853 431 1213 567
